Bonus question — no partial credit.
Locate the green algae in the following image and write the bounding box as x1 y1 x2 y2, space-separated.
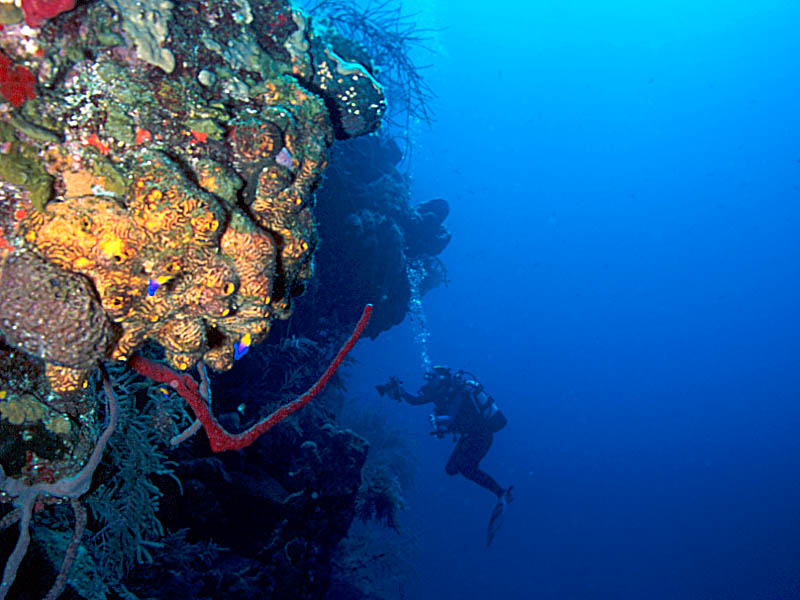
0 123 53 211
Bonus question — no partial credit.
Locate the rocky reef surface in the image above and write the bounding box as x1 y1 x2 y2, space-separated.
0 0 386 394
0 1 447 598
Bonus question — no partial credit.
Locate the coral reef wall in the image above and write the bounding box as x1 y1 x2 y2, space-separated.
0 0 385 394
291 134 451 340
0 1 449 598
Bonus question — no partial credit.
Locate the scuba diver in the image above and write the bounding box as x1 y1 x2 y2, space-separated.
377 365 513 545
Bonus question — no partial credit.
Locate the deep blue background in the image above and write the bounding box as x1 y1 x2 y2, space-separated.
350 0 800 598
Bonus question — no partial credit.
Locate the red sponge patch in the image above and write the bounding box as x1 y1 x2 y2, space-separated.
0 53 36 107
21 0 76 28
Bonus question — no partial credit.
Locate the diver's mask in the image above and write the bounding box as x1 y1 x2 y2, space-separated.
422 365 451 394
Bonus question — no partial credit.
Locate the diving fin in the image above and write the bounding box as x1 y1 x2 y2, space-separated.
487 486 513 547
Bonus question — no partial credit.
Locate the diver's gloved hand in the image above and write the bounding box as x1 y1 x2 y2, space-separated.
429 414 452 437
375 376 403 401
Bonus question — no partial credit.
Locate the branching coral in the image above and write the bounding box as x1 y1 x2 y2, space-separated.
82 364 180 588
355 464 405 532
0 365 118 600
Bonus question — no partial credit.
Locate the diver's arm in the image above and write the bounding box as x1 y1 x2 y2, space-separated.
377 377 430 405
402 391 430 405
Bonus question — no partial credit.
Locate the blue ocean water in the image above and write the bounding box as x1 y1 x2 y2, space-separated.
353 0 800 598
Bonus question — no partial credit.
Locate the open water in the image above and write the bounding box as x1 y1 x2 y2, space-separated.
353 0 800 598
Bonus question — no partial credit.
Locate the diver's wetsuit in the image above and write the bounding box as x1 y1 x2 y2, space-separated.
399 372 506 498
445 428 503 496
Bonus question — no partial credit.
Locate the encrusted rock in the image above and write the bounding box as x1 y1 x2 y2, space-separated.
0 251 113 376
0 0 386 394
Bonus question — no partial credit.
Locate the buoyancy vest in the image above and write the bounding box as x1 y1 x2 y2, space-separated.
451 371 507 433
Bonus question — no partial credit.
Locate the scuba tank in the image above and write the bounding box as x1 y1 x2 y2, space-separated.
453 370 507 433
424 366 507 434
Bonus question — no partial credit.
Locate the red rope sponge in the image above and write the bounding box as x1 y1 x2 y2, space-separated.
130 304 373 452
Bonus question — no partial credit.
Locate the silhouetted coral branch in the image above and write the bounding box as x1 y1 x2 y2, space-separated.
43 499 86 600
307 0 436 132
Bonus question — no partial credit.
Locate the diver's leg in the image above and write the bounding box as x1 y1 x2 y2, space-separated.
452 432 505 498
445 438 465 476
464 467 505 498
